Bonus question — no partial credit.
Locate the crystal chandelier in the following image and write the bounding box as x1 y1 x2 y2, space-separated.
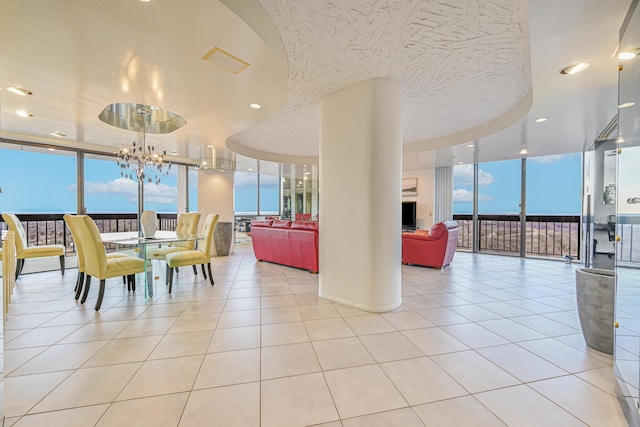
116 107 171 185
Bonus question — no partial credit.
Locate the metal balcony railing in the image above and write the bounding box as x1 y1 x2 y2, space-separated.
453 214 581 259
0 213 177 255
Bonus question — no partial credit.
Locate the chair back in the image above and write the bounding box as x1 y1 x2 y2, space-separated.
174 212 201 249
2 213 28 256
63 214 86 271
200 214 220 258
76 215 109 279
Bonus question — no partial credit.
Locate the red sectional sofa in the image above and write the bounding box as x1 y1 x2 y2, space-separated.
250 219 319 272
402 221 458 269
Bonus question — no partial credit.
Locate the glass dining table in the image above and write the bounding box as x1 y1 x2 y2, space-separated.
100 230 201 299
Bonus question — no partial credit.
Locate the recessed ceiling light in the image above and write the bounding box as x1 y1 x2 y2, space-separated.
466 144 474 148
12 110 33 118
457 161 464 164
618 102 636 109
207 145 214 148
520 148 528 155
48 148 56 152
248 168 254 171
619 50 638 61
6 86 32 96
617 137 626 144
535 117 548 123
560 62 590 75
249 103 261 109
170 151 178 155
50 131 66 137
139 0 152 2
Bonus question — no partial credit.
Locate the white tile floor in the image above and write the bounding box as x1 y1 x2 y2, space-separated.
2 247 632 426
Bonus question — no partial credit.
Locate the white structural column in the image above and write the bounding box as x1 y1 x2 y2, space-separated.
319 78 403 312
434 166 454 223
197 170 234 254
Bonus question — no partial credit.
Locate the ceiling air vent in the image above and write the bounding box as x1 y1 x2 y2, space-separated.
202 47 250 74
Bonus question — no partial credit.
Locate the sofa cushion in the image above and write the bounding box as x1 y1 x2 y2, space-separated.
428 222 447 239
251 219 273 228
414 229 430 236
291 221 318 232
272 219 292 229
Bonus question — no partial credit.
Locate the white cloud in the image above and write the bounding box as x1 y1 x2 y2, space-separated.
454 164 494 187
528 154 567 164
80 177 177 204
453 188 493 203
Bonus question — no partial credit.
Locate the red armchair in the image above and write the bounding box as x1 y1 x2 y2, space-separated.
402 221 458 269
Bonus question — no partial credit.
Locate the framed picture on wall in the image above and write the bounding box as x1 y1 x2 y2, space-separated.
402 178 417 197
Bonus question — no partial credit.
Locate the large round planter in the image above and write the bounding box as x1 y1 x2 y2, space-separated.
214 222 232 256
575 268 615 354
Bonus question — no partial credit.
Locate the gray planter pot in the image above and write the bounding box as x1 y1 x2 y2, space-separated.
214 222 233 257
575 268 615 354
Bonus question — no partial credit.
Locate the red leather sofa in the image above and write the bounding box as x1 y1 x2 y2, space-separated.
402 221 458 269
250 219 319 272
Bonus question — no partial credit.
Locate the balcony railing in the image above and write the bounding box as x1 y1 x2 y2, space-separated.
453 214 581 260
0 213 177 255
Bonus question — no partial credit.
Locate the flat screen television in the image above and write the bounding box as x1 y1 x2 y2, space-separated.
402 201 417 230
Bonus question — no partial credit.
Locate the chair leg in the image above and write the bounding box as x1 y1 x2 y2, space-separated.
166 265 174 293
176 267 179 274
59 255 65 275
95 279 106 311
131 275 136 292
201 264 207 279
81 275 92 303
74 271 83 292
15 259 24 280
76 274 88 300
192 265 198 276
207 263 214 286
122 276 126 284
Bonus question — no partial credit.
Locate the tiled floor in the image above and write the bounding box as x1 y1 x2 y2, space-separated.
2 248 631 426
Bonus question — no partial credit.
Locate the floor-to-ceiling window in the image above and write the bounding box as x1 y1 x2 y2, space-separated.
526 153 581 258
453 154 581 259
0 144 76 213
188 167 198 212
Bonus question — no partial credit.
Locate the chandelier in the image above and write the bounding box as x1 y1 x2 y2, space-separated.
117 108 171 184
99 102 187 184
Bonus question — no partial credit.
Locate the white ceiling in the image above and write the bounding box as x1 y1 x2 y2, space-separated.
0 0 633 173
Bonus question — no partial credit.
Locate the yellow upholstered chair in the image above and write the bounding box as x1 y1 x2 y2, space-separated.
2 213 65 280
146 212 201 260
165 213 219 293
64 214 131 301
75 215 145 310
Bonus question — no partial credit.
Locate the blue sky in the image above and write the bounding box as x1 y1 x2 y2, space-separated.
453 153 582 215
0 148 279 214
1 148 581 215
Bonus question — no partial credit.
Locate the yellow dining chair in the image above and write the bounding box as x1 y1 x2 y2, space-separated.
165 213 219 293
2 213 65 280
146 212 201 260
75 215 145 310
64 214 131 301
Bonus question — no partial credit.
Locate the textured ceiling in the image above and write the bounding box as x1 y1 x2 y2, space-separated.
227 0 532 161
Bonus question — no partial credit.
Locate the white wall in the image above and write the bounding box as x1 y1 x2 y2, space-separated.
402 169 435 230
